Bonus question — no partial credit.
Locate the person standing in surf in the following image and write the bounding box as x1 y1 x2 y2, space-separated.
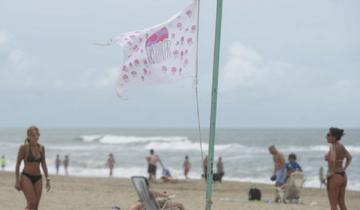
14 126 51 210
55 154 61 175
146 149 159 181
183 155 191 179
107 153 116 177
63 155 69 176
325 127 352 210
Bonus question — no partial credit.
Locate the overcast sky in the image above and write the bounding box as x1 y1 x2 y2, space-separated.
0 0 359 128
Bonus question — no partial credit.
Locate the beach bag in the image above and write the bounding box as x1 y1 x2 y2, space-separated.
248 188 261 201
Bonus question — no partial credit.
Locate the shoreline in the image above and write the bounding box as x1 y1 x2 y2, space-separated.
1 171 360 210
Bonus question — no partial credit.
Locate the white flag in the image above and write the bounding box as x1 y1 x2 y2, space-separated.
113 1 198 95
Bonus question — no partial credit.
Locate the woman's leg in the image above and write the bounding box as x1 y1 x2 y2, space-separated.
338 175 347 210
33 179 43 210
21 176 37 210
327 175 341 210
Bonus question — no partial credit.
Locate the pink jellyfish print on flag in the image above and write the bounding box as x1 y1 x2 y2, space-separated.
113 0 199 95
183 59 189 67
173 50 179 58
122 65 129 72
176 22 183 30
131 71 137 77
145 27 172 64
122 74 129 82
186 9 192 18
191 25 197 33
134 59 140 66
187 37 193 45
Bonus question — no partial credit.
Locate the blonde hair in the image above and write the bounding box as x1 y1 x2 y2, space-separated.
24 125 40 144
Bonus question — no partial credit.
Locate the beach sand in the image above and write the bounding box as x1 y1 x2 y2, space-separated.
1 171 359 210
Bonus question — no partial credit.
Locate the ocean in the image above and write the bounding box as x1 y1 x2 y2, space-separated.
1 128 359 191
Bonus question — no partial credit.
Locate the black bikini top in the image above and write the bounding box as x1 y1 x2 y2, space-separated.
27 145 43 162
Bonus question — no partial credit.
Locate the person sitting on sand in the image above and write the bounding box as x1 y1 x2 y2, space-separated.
125 183 185 210
268 145 287 202
160 168 178 183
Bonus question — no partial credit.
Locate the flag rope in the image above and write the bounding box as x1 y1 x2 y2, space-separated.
193 0 205 179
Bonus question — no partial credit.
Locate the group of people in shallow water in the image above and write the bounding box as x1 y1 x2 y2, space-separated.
145 148 224 183
14 125 352 210
55 154 69 176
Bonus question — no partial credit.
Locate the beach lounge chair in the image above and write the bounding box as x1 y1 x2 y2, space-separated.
131 176 173 210
283 171 305 204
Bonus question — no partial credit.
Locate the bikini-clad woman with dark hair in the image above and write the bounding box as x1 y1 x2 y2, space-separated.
325 127 352 210
15 126 51 210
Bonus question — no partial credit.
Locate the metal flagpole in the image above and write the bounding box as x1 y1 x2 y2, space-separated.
205 0 223 210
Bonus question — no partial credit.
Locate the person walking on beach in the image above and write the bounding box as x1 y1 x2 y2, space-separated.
268 145 286 202
183 155 191 179
63 155 69 176
55 154 61 175
216 156 224 176
146 149 159 181
203 155 208 180
1 155 5 171
107 153 116 177
324 127 352 210
14 126 51 210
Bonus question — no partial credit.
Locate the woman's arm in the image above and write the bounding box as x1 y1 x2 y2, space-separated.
15 145 24 190
343 145 352 171
40 146 49 178
327 145 336 177
40 146 51 191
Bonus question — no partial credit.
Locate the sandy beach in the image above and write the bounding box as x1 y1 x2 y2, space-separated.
1 171 359 210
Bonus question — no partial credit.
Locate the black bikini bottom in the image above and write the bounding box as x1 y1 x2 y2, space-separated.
336 171 346 176
22 172 42 184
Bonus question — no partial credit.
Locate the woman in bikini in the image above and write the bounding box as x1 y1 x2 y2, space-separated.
325 127 352 210
15 126 51 210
